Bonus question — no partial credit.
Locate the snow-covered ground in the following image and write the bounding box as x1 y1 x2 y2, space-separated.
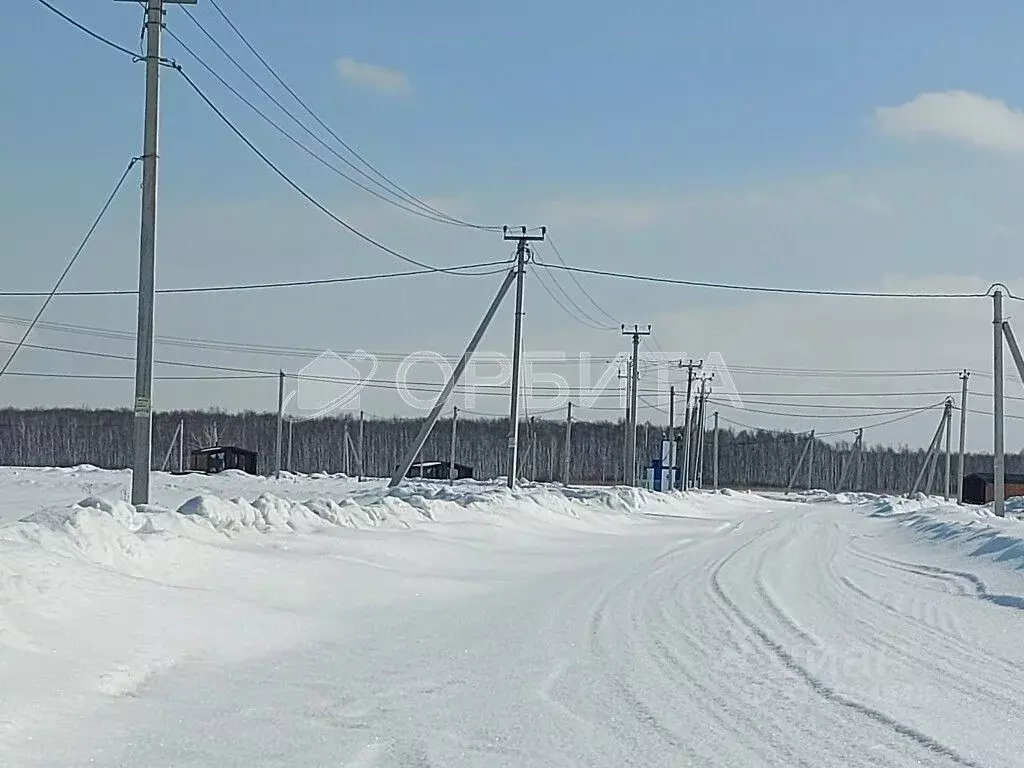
3 468 1024 766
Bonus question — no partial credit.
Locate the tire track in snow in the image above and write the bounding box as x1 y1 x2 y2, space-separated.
709 530 984 768
853 549 1024 613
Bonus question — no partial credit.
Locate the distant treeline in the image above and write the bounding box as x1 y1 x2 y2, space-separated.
0 407 1013 495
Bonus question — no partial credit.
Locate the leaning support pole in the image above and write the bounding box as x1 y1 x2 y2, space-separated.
160 419 182 472
911 407 947 496
448 406 458 484
994 290 1005 516
389 267 518 488
836 431 861 492
786 431 814 494
925 405 948 496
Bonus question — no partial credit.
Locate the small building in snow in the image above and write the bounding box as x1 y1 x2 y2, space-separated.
961 472 1024 504
406 460 474 481
189 445 258 475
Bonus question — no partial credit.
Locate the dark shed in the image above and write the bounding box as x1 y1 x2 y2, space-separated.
406 460 474 481
962 472 1024 504
189 445 258 475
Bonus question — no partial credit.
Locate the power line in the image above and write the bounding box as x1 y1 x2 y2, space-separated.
195 0 498 231
708 400 944 420
533 264 615 331
0 259 512 298
539 262 995 299
165 23 487 230
169 63 485 275
34 0 140 58
0 157 140 384
542 238 620 326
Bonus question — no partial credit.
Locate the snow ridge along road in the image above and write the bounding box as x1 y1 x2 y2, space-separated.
3 468 1024 766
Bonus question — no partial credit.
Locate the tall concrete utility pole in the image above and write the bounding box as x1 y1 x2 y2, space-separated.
448 406 458 483
806 429 815 490
679 360 702 490
956 370 969 503
275 370 284 479
618 364 630 483
695 377 712 488
122 0 197 505
943 398 953 501
563 401 573 485
343 422 351 476
855 428 864 491
503 226 545 489
287 418 293 473
668 385 676 479
994 290 1005 516
621 324 652 487
358 411 365 481
712 410 720 490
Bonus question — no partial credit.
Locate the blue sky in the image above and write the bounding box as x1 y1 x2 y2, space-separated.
4 0 1024 448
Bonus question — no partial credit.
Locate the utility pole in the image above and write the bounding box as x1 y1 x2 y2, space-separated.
287 418 293 473
695 377 712 488
449 406 458 483
712 410 720 490
957 370 969 502
621 324 652 487
122 0 196 505
911 406 948 496
503 226 545 489
343 422 351 476
851 430 860 489
943 398 953 501
530 416 538 482
389 264 519 488
358 410 365 481
275 370 284 479
668 385 676 482
618 364 630 483
994 290 1005 516
679 359 702 490
807 429 815 490
786 431 814 494
563 401 573 485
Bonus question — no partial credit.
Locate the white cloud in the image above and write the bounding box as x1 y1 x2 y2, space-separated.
336 57 410 94
875 90 1024 153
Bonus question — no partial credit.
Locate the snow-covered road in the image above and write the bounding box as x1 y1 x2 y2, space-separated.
4 471 1024 766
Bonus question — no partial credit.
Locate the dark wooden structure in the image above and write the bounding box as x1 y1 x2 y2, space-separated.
189 445 258 475
962 472 1024 504
406 460 474 481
